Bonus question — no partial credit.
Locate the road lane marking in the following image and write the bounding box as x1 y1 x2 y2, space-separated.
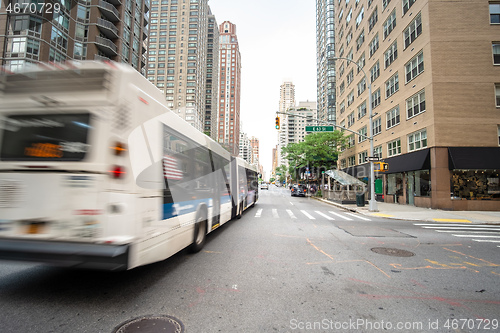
286 209 297 219
422 226 500 231
301 210 316 220
328 211 352 220
315 211 334 220
452 235 500 238
272 209 279 218
255 208 263 218
471 239 500 243
433 218 471 223
345 212 371 221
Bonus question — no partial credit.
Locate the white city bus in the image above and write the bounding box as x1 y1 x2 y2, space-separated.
0 61 258 270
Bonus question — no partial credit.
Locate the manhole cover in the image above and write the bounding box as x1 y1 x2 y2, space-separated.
371 247 415 257
113 315 184 333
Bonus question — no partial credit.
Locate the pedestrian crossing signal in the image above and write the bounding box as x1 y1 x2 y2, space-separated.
275 116 280 129
374 162 389 172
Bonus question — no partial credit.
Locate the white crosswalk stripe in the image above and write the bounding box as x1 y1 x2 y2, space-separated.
315 211 334 220
328 211 353 220
301 210 316 220
286 209 297 219
345 212 371 221
255 208 263 218
414 223 500 245
272 209 279 218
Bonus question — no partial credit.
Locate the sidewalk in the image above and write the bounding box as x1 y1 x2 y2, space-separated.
315 198 500 224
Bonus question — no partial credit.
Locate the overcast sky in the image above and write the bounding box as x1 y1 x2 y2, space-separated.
208 0 317 178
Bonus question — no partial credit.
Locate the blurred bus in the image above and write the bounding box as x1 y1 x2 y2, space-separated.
0 61 258 270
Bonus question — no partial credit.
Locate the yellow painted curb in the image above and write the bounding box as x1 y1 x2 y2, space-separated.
371 213 395 218
433 218 471 223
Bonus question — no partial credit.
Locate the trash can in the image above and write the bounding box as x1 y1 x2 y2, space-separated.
356 193 365 207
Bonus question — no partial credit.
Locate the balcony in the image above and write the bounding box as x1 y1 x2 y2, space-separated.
97 0 120 21
105 0 121 5
95 36 117 56
94 54 110 62
96 18 119 39
142 25 148 40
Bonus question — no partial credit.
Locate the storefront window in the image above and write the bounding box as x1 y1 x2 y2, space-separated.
451 170 500 200
414 170 431 197
387 173 403 196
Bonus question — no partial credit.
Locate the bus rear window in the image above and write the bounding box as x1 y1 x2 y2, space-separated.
0 113 91 161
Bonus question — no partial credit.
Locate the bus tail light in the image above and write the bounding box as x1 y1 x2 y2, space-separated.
110 165 126 179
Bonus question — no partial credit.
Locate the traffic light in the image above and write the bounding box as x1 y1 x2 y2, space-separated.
275 116 280 129
374 162 389 172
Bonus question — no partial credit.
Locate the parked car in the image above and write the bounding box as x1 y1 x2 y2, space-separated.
260 182 269 190
291 184 307 197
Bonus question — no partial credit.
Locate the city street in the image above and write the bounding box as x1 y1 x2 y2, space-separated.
0 185 499 332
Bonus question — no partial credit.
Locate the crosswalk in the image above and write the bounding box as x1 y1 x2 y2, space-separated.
414 223 500 246
252 208 370 221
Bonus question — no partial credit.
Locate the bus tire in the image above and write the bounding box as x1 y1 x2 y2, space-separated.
189 217 207 253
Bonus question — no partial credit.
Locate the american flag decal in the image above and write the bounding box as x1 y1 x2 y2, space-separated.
163 155 183 180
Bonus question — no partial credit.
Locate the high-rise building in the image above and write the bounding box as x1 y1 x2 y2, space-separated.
334 0 500 210
205 10 219 138
0 0 149 74
250 136 259 167
239 131 253 163
316 0 336 124
217 21 241 156
146 0 210 132
276 80 296 167
286 101 318 144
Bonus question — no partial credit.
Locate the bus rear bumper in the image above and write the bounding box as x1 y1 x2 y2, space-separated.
0 239 129 271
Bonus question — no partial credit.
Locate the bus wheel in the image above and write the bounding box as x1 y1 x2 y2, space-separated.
189 217 207 253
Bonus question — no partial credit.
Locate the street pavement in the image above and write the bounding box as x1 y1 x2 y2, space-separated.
316 197 500 224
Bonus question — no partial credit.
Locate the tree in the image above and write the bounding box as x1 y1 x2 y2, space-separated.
281 131 347 180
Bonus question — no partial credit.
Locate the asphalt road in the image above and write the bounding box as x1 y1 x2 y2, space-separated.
0 185 499 332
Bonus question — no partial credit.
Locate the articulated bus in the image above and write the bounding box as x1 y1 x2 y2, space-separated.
0 61 258 270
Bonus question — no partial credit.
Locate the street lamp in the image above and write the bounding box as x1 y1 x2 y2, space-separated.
333 57 378 212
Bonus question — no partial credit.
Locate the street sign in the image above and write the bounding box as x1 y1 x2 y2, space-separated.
368 156 381 161
305 126 334 132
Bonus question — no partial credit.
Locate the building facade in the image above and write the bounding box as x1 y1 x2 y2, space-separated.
217 21 241 156
316 0 336 124
276 80 296 167
0 0 149 73
205 10 219 138
286 101 318 144
146 0 210 132
335 0 500 210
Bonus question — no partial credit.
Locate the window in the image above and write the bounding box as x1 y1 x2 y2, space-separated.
493 43 500 65
356 7 364 28
348 135 355 148
369 33 379 57
346 69 354 85
357 77 366 96
347 90 354 106
407 89 426 118
357 100 367 119
403 0 416 15
386 106 400 129
358 151 368 163
372 88 381 109
404 13 422 49
346 8 353 26
387 139 401 157
374 145 382 158
348 155 356 166
490 3 500 24
348 112 355 127
385 72 399 98
370 61 380 82
495 84 500 107
408 129 427 152
368 8 378 31
356 30 365 50
357 52 365 73
383 0 391 10
346 28 353 45
383 10 396 39
373 117 382 136
358 126 367 143
406 51 424 82
384 41 398 68
498 125 500 145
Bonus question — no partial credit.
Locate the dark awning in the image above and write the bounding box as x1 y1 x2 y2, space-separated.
448 147 500 170
384 148 430 173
